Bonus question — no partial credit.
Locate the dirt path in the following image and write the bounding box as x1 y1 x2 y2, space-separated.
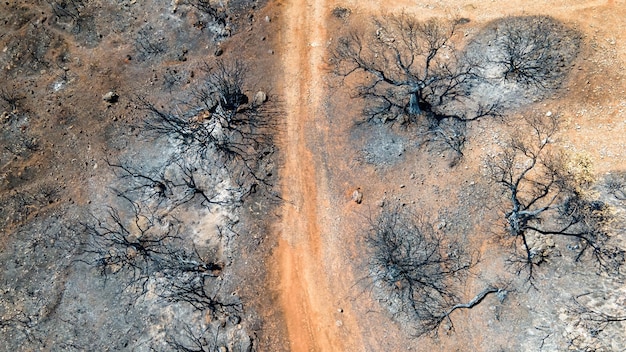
275 0 328 348
274 0 362 350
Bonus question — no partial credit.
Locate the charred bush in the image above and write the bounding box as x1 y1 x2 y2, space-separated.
365 206 501 336
489 16 581 89
135 25 168 60
140 60 278 200
332 14 499 126
486 114 624 281
465 16 581 109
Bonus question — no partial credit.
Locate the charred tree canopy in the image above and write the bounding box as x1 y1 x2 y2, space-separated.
490 16 581 89
366 206 502 336
332 14 500 126
139 60 278 197
487 114 625 281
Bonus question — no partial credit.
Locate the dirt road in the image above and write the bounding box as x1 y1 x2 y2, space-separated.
275 0 363 350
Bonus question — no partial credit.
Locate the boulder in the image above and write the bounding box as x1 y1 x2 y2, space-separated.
102 91 119 103
352 188 363 204
253 91 268 106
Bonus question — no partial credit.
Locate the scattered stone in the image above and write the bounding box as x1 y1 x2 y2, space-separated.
338 308 343 313
264 15 271 23
215 47 224 56
102 91 119 103
253 91 268 106
268 49 274 55
352 188 363 204
546 111 553 117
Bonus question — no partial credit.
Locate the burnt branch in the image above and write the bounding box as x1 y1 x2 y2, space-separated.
106 157 234 211
139 60 278 201
331 14 501 160
491 16 581 89
366 205 492 336
487 114 624 281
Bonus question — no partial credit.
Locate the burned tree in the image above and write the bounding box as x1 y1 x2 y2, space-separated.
487 114 624 281
332 14 500 126
490 16 581 89
135 25 168 60
106 158 172 203
464 16 582 113
560 291 626 351
164 321 254 352
158 265 240 318
106 157 235 212
366 206 502 336
0 88 24 112
81 201 185 292
48 0 85 24
604 173 626 201
140 60 277 199
81 196 225 294
331 14 501 159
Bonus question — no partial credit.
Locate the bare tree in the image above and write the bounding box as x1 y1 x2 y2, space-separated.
487 114 624 281
140 60 277 198
106 157 234 211
332 14 500 127
366 206 502 336
490 16 581 89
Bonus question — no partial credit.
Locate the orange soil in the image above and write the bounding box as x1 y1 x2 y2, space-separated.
275 0 358 350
